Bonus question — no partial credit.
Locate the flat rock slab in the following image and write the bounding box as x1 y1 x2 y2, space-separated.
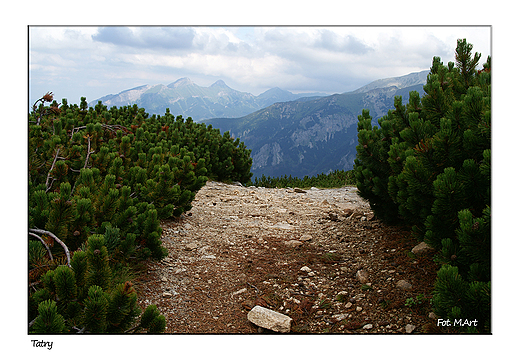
247 305 292 333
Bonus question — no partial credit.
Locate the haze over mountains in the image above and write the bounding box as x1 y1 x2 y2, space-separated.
91 70 429 180
90 78 329 121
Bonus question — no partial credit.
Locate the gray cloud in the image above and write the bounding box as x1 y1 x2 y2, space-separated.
92 27 196 50
315 30 372 54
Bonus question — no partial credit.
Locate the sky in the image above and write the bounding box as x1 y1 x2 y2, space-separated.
29 26 491 107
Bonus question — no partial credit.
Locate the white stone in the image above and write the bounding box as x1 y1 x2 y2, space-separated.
232 288 247 297
271 222 295 230
356 269 369 284
300 234 313 242
300 266 312 272
363 323 373 330
247 305 292 333
396 280 413 291
412 242 434 255
285 240 303 247
184 242 198 251
405 324 416 333
332 313 348 322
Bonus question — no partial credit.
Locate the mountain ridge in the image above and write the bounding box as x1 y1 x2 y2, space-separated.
202 70 429 180
89 79 330 120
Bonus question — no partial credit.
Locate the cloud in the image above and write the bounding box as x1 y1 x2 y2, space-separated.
315 30 372 54
92 27 196 50
29 26 491 106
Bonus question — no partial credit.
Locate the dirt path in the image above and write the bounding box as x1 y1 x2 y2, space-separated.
135 181 439 333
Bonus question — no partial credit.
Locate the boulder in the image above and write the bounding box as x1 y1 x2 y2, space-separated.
247 305 292 333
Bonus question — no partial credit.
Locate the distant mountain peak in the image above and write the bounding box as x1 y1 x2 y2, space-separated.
168 77 195 88
257 87 292 99
210 80 230 88
351 70 429 94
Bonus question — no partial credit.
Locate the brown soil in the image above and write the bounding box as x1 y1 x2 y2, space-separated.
134 181 441 334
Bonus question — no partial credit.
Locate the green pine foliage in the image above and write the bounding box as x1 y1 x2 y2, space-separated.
353 39 491 332
29 98 252 260
31 300 67 334
251 169 356 189
30 234 166 334
29 94 252 333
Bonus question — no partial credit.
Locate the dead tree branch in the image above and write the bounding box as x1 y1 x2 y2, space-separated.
32 92 54 126
29 232 54 262
70 124 131 140
84 135 94 169
29 229 71 267
45 147 61 193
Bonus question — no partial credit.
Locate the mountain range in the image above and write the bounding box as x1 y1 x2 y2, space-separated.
91 70 429 180
202 70 429 180
90 78 329 121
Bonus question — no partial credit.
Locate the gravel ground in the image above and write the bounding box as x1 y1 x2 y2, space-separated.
134 181 441 334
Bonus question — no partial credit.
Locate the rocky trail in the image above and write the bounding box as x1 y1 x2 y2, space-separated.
135 181 440 334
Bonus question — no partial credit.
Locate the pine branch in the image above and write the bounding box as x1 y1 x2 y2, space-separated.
29 229 71 267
